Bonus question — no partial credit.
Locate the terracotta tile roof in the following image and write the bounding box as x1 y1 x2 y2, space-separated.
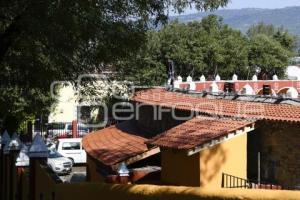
147 116 254 150
132 88 300 122
82 121 154 167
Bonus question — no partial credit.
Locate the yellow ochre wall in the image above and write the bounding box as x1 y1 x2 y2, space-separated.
200 134 247 188
161 149 200 186
161 134 247 188
54 183 300 200
8 157 300 200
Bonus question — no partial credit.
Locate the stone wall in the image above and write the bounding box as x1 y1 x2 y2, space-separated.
248 121 300 188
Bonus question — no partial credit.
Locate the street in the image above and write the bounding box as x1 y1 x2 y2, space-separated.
59 166 86 183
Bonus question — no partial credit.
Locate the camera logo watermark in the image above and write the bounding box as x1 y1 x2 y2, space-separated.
50 74 266 129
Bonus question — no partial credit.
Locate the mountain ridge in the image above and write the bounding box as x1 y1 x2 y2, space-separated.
170 7 300 39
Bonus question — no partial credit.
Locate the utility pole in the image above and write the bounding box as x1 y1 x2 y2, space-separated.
258 152 261 184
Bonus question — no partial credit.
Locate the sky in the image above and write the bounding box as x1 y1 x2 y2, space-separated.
179 0 300 15
225 0 300 9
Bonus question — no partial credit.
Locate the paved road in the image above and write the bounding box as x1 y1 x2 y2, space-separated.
59 166 86 183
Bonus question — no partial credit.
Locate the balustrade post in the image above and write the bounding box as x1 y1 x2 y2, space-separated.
15 142 29 200
1 131 11 200
7 133 22 200
221 173 224 188
28 134 49 200
3 152 10 200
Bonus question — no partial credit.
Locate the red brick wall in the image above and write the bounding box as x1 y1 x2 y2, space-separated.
180 80 300 94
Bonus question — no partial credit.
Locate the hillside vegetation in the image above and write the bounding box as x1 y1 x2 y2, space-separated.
171 7 300 47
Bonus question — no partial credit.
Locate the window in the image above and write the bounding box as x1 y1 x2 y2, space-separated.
49 151 63 158
67 124 72 130
78 126 88 131
62 142 81 150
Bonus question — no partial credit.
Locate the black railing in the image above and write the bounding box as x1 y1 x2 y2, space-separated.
46 122 90 139
221 173 283 190
222 173 250 189
45 119 119 139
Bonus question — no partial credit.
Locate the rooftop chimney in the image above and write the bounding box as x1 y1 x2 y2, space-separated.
118 162 130 184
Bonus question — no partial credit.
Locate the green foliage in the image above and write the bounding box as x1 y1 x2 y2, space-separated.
247 23 297 53
247 23 296 78
0 86 53 130
121 16 296 85
0 0 228 127
247 23 278 38
17 115 35 134
248 35 291 78
273 30 298 53
171 7 300 50
121 15 249 83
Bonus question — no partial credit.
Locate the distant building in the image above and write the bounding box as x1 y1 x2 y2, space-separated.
291 57 300 64
286 65 300 80
48 84 77 123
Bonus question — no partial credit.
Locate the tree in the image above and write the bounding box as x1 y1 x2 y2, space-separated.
247 22 297 53
247 23 277 38
247 23 297 79
122 16 295 85
121 15 249 84
273 30 298 53
0 0 229 128
248 35 290 79
198 15 249 79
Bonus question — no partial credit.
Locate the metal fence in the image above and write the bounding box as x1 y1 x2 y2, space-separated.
37 119 119 139
221 173 282 190
221 173 251 189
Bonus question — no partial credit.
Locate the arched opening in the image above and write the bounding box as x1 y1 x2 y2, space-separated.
277 87 299 98
209 82 219 93
239 84 254 95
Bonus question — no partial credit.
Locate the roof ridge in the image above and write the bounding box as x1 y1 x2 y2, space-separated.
132 88 300 123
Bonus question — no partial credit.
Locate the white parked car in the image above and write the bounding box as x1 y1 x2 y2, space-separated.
16 146 73 175
48 151 73 174
56 138 86 164
46 141 56 151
